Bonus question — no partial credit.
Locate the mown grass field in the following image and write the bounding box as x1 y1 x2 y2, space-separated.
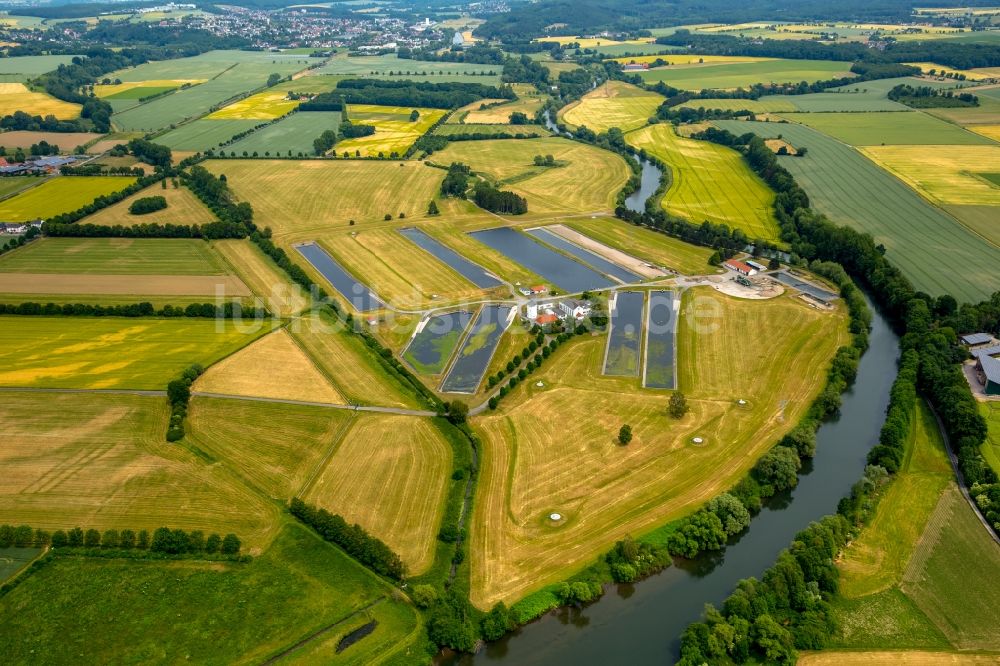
0 131 101 151
206 90 299 120
0 55 75 81
838 400 952 598
225 110 342 156
94 79 203 98
639 59 853 90
318 227 485 310
154 118 260 151
0 522 422 665
460 95 545 124
980 401 1000 476
0 547 40 582
469 289 847 607
334 105 445 157
81 183 218 227
0 237 229 274
799 652 1000 665
289 311 425 409
195 329 347 405
433 137 630 216
186 396 354 500
627 123 780 241
213 239 309 317
435 123 550 137
713 120 1000 302
0 176 41 199
0 176 137 222
0 391 279 545
785 111 994 145
558 80 663 132
305 414 451 575
612 54 775 66
562 217 718 275
0 317 268 390
204 159 444 239
0 83 79 118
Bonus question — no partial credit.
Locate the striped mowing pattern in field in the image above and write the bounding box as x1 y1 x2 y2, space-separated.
559 81 664 133
81 183 218 227
225 111 342 156
782 111 996 145
304 414 451 574
713 120 1000 302
0 237 228 274
434 123 550 137
627 123 780 241
212 239 309 317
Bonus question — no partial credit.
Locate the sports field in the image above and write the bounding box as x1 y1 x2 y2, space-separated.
225 110 342 156
0 176 137 222
81 182 217 227
0 237 230 275
627 123 780 241
0 522 422 664
318 227 485 309
0 391 279 545
785 111 994 145
195 329 346 404
639 59 853 90
0 83 79 118
0 317 267 390
713 120 1000 302
315 53 502 84
206 90 300 120
558 81 663 133
334 105 445 157
433 137 630 215
562 217 718 275
305 414 451 574
0 55 75 81
154 118 260 151
288 311 425 409
838 401 952 598
205 159 444 239
213 239 309 317
470 289 847 607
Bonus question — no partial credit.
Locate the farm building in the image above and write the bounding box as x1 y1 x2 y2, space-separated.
536 313 559 326
622 63 650 71
746 259 768 272
519 285 548 297
976 353 1000 396
560 299 592 320
723 259 758 277
962 332 995 348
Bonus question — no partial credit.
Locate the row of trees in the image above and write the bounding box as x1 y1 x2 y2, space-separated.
0 524 241 556
887 83 979 108
166 364 204 442
485 325 591 410
0 301 263 319
289 498 406 580
335 79 514 110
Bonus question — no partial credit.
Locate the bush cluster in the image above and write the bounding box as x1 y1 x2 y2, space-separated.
128 195 168 215
166 364 204 442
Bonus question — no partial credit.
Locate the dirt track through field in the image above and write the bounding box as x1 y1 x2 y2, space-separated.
0 273 251 296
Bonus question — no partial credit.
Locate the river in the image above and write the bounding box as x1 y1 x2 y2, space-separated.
449 295 899 664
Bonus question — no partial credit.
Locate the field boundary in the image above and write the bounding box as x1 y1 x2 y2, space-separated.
259 595 386 665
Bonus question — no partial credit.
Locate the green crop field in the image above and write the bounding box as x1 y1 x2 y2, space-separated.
470 289 848 607
225 111 342 156
155 118 260 151
627 123 780 241
0 522 422 664
0 237 229 275
0 55 75 82
0 177 137 222
713 120 1000 302
0 176 39 199
782 111 995 145
980 402 1000 477
315 53 502 84
639 59 853 90
558 81 664 132
0 317 268 389
433 137 630 216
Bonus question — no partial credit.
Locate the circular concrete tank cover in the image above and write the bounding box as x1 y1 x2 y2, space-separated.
550 513 562 521
693 437 704 444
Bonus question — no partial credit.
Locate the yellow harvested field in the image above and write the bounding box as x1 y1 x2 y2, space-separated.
559 80 663 132
969 124 1000 141
305 415 451 575
319 227 485 309
204 159 445 240
859 145 1000 207
0 391 280 547
195 329 345 404
0 273 250 297
213 239 309 317
206 90 300 120
93 79 204 97
335 105 446 158
289 311 423 409
433 137 630 216
186 396 354 500
461 96 545 124
611 54 775 65
627 123 780 240
0 131 100 150
470 289 848 606
0 82 79 119
83 182 217 227
798 652 1000 665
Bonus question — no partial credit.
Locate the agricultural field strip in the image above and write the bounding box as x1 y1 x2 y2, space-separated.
0 177 137 222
